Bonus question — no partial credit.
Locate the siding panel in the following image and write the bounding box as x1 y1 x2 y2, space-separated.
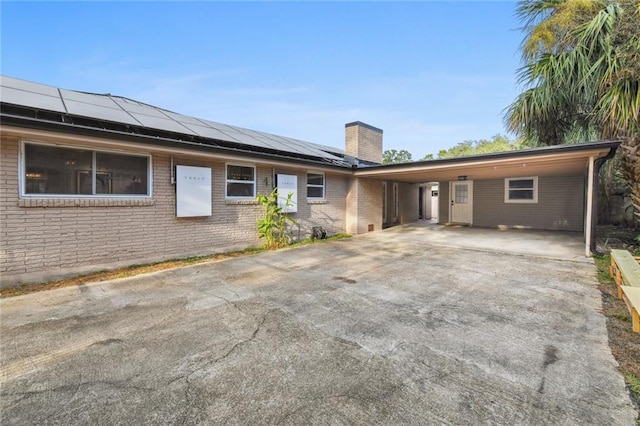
438 181 449 223
473 176 584 231
437 177 584 232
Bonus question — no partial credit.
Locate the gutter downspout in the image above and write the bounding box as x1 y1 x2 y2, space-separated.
590 147 617 255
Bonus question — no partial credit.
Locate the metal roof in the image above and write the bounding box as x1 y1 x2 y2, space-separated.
0 75 346 164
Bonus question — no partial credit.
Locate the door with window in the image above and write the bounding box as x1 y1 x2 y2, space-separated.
449 181 473 224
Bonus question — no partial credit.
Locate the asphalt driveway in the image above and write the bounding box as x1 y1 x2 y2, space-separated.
1 227 636 425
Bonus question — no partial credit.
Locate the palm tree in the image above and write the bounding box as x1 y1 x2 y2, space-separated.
505 0 639 226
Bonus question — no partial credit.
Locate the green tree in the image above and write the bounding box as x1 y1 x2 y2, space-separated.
422 135 521 160
383 149 413 164
505 0 639 225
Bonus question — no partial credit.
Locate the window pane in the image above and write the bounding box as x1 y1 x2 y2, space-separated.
227 182 254 197
307 174 324 186
227 165 254 181
307 186 323 198
25 144 92 194
509 179 533 189
96 152 148 195
454 184 468 203
509 189 534 200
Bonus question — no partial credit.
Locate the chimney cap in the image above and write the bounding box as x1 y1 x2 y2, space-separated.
345 121 383 133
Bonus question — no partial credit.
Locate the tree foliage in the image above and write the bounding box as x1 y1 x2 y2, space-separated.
505 0 639 225
383 149 413 164
422 135 521 160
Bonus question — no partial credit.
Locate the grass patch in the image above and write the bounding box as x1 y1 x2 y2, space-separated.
593 255 640 417
627 373 640 397
0 234 350 299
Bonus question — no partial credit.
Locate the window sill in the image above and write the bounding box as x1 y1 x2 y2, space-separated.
18 198 155 208
307 199 327 204
225 199 259 205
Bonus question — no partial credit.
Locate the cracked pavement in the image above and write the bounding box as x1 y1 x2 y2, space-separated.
1 226 637 424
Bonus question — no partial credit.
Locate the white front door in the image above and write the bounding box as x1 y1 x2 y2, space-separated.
449 181 473 224
431 187 439 220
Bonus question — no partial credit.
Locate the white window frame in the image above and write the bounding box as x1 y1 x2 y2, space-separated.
225 163 256 200
504 176 538 203
19 140 152 198
306 172 325 200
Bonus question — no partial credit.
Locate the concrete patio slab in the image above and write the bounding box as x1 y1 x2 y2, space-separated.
1 229 636 425
391 221 588 262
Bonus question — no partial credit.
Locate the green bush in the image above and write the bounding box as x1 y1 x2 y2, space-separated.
257 188 297 250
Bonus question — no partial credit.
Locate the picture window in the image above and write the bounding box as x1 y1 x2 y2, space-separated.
22 142 150 197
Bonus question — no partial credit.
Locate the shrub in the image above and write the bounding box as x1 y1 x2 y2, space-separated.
257 188 297 250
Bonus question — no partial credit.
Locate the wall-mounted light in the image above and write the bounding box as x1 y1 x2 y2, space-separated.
457 175 467 181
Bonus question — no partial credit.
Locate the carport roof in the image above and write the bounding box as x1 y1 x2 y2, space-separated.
355 140 620 182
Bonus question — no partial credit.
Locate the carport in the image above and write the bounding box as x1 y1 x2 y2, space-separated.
355 141 619 257
380 221 588 262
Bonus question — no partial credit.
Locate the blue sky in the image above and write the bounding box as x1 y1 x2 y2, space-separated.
1 1 524 158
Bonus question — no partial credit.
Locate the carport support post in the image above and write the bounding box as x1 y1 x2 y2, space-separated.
346 177 383 235
585 156 595 257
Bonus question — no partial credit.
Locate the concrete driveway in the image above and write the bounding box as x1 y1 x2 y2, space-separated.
1 227 636 425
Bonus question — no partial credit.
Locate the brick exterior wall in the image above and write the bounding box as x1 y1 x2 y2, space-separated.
345 122 383 164
346 177 383 235
0 135 349 285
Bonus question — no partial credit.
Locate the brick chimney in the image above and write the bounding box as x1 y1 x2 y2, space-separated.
345 121 383 164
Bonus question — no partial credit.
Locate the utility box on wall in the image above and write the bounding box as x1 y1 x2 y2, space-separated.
176 165 212 217
276 174 297 213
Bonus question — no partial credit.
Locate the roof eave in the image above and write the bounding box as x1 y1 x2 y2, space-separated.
0 113 354 171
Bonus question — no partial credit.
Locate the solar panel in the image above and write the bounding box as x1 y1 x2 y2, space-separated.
196 119 238 133
1 75 345 161
176 123 234 141
218 129 277 150
64 99 142 125
164 110 208 126
112 97 170 118
130 113 197 135
1 86 66 112
1 75 60 97
60 89 119 108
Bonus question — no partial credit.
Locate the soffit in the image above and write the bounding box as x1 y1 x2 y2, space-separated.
354 148 612 182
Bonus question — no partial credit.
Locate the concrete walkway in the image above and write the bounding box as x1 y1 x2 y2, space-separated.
1 228 636 425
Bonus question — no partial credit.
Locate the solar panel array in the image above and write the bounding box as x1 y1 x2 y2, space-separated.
0 75 345 161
